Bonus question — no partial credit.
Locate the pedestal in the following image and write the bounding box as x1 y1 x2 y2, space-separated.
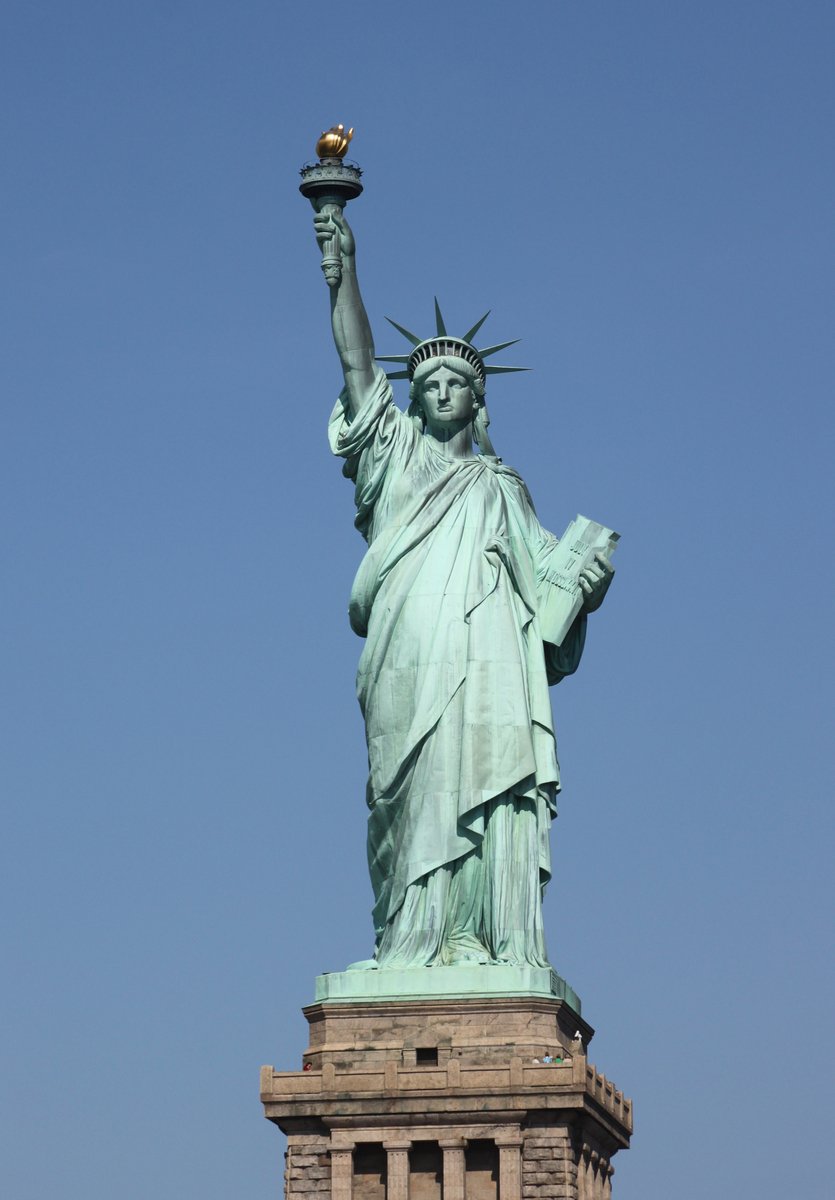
261 993 632 1199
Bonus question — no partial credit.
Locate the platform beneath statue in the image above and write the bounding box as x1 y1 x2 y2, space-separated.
261 992 631 1199
314 962 582 1012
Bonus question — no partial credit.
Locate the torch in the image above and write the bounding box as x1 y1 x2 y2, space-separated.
299 125 363 287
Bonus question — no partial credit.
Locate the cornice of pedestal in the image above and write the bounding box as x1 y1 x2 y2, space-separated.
260 1052 632 1148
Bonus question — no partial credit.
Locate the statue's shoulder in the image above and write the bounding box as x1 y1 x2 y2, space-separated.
486 458 539 519
485 456 528 489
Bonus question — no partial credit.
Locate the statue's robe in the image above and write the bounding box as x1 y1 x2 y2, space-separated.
330 371 585 967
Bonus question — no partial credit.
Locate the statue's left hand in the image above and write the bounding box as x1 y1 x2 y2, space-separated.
579 553 615 613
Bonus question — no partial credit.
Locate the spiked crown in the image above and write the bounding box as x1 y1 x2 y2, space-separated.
376 299 528 386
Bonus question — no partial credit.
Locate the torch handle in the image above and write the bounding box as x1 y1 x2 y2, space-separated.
317 201 344 288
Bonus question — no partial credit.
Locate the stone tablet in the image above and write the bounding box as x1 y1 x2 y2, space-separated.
536 516 620 648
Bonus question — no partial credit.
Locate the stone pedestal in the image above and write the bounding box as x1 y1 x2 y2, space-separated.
261 994 631 1198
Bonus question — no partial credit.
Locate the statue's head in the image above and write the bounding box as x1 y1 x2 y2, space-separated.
408 356 486 435
377 304 526 455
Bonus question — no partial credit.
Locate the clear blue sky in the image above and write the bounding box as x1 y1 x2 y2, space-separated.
2 3 833 1197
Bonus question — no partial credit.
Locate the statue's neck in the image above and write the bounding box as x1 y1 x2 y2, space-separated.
424 422 476 460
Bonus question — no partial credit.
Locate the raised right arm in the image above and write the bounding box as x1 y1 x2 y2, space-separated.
314 209 377 418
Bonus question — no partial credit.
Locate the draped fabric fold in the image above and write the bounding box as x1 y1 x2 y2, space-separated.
329 371 586 967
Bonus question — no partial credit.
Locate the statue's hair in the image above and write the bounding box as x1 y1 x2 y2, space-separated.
407 356 494 453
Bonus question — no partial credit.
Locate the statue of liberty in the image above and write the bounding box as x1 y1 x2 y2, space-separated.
312 195 615 973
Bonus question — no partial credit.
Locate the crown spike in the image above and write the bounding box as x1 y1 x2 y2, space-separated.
384 369 410 380
385 317 422 346
376 354 411 363
434 298 448 337
478 338 521 359
463 311 491 343
484 365 530 375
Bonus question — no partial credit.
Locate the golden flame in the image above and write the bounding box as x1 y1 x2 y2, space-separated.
316 124 354 160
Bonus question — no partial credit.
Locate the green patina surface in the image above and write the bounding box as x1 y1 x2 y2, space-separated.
315 965 581 1013
306 168 616 994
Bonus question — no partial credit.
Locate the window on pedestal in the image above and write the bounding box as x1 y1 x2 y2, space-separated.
465 1139 499 1200
415 1047 438 1065
409 1141 442 1200
352 1143 386 1200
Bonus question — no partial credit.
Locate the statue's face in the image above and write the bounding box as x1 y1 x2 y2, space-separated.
418 364 476 431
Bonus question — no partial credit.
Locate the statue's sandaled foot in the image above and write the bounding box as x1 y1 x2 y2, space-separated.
443 938 492 966
494 956 551 968
346 958 379 971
